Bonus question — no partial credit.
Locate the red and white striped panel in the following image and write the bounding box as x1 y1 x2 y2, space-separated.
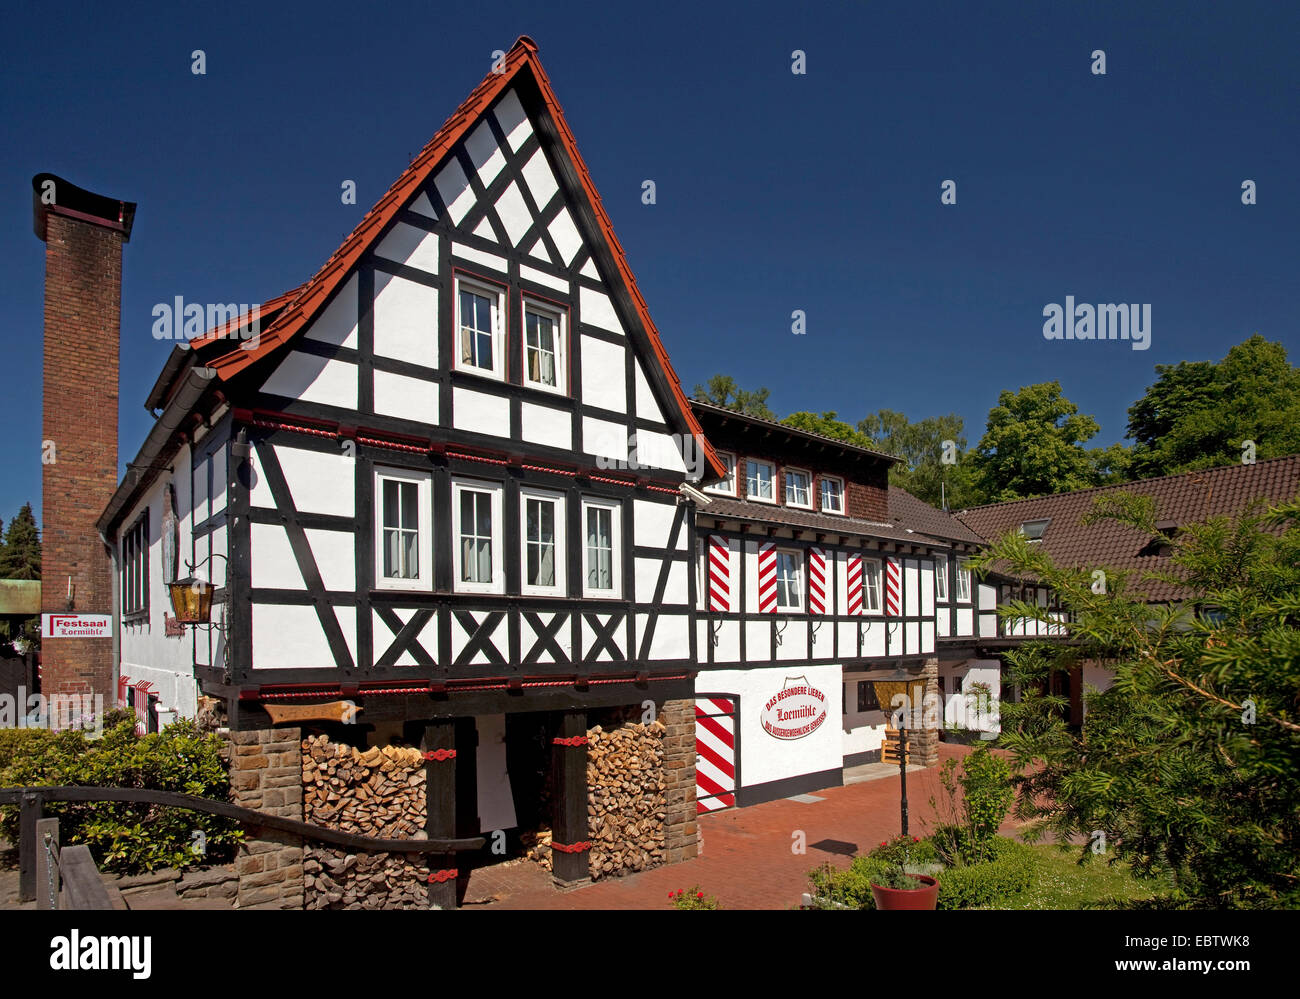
707 535 731 612
695 696 736 813
885 557 902 616
846 556 864 615
757 542 777 614
807 547 828 614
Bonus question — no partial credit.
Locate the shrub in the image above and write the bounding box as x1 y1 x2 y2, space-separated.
936 837 1035 909
929 745 1015 864
0 719 242 874
668 886 720 909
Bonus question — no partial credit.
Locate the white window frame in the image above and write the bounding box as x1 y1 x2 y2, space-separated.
520 486 566 596
521 297 567 396
862 558 883 613
451 477 504 594
454 275 506 381
820 475 845 515
373 466 433 591
934 554 949 602
956 558 972 603
581 497 622 599
704 451 737 496
784 468 812 509
746 458 776 503
775 548 803 612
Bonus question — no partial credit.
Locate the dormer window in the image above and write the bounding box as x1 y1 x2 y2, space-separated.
746 459 776 502
820 476 845 515
1020 518 1050 543
785 469 812 509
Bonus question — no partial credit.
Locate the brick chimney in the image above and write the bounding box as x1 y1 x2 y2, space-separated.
32 174 136 705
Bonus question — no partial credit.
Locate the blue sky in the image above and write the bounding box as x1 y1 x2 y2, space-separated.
2 1 1297 524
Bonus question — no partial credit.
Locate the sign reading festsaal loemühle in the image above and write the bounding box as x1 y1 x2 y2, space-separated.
42 614 113 639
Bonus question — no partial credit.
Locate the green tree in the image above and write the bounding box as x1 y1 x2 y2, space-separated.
0 504 41 580
968 382 1112 502
858 409 985 509
972 492 1300 908
692 374 775 420
781 410 873 447
1126 335 1300 478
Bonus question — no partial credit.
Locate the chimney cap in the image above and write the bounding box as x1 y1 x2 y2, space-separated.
32 173 136 242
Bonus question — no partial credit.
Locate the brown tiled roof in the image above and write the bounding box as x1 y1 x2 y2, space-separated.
888 486 986 546
701 496 949 548
690 400 900 465
954 455 1300 601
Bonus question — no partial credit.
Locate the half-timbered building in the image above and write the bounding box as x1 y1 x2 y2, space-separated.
93 37 726 898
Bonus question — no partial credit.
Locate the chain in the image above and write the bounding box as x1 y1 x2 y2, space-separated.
42 831 60 910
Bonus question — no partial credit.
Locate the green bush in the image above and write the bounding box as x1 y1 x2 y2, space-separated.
936 837 1035 909
0 719 242 874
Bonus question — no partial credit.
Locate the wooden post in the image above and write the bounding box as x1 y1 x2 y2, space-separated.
898 724 909 839
421 720 459 910
36 817 60 910
18 790 42 901
551 710 590 885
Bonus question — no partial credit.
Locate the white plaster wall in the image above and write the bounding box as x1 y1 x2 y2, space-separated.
940 658 1002 734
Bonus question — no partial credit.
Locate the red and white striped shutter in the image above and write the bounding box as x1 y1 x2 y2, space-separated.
885 556 902 616
807 547 828 614
695 697 736 812
846 555 864 615
707 535 731 612
757 542 778 613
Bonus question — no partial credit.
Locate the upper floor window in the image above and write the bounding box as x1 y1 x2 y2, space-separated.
523 299 567 394
785 469 812 509
746 459 776 503
521 487 566 596
862 558 882 613
455 277 505 380
375 467 433 589
820 476 845 514
955 558 972 602
452 478 504 593
582 497 622 598
934 554 949 601
705 452 737 496
121 509 150 622
775 549 803 611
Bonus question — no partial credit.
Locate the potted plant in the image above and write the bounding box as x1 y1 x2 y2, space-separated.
869 864 940 910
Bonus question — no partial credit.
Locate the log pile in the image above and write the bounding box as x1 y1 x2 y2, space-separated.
524 718 668 880
301 734 429 909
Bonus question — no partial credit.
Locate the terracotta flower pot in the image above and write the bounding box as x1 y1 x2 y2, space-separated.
870 874 939 910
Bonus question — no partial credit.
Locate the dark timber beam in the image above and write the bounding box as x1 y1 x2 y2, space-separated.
422 719 459 909
551 710 590 885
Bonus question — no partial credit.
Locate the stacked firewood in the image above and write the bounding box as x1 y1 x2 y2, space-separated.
301 734 430 909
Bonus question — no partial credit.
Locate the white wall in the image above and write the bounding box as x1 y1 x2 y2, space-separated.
940 658 1001 734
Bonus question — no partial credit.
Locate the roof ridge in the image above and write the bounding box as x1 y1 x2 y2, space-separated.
954 452 1300 516
691 399 901 463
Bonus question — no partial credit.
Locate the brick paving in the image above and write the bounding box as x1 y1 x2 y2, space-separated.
470 742 1021 910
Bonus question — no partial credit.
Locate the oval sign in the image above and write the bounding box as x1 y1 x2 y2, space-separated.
761 677 828 740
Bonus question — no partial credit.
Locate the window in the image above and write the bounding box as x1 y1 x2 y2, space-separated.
452 478 503 593
856 680 880 713
455 278 504 379
746 459 776 502
785 469 812 508
956 558 972 602
1019 518 1050 542
582 498 622 598
121 510 150 621
705 452 737 495
775 549 803 611
523 299 566 394
862 558 883 612
820 476 844 514
935 554 948 601
521 488 566 596
374 468 432 590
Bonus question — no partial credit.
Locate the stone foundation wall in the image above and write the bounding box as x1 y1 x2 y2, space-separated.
660 698 698 864
226 727 304 909
913 659 941 767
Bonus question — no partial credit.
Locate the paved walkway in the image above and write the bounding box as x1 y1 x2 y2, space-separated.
470 743 1019 910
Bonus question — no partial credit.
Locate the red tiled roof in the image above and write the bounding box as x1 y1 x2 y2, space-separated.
888 486 986 546
702 495 948 547
193 36 725 480
954 455 1300 601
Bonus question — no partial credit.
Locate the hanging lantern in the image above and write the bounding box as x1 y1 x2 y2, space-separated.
168 576 214 625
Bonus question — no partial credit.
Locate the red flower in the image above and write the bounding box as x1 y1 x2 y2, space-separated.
697 892 704 899
668 891 675 899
